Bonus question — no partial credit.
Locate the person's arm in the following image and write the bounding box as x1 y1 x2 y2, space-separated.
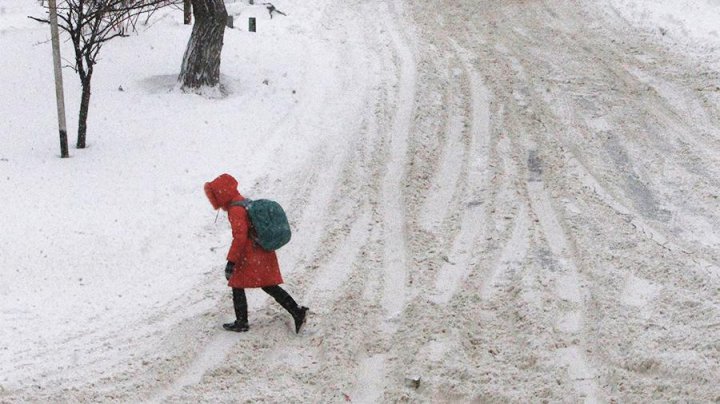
227 205 250 265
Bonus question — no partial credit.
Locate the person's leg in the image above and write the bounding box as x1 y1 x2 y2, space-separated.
223 288 249 332
262 286 308 333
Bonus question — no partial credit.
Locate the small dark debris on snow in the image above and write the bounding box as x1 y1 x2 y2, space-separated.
528 149 543 180
404 376 421 389
263 79 269 85
118 85 124 92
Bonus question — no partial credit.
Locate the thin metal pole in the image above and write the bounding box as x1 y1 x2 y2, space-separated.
48 0 69 158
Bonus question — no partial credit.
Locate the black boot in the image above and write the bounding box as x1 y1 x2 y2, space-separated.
292 306 309 334
224 288 249 332
223 321 249 332
262 286 309 334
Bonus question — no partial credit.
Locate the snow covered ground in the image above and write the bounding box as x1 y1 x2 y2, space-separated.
1 0 719 402
610 0 720 50
608 0 720 72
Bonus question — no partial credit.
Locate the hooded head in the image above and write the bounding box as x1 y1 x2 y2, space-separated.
204 173 241 210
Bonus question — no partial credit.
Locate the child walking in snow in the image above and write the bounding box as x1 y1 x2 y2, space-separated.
204 173 308 333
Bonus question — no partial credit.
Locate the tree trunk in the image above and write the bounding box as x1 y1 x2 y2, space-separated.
77 73 92 149
178 0 227 89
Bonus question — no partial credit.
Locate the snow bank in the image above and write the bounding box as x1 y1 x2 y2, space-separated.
609 0 720 57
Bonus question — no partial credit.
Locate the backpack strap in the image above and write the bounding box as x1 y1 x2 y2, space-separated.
229 199 257 238
230 199 252 208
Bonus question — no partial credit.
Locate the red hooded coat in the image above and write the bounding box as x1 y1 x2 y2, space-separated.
204 174 284 288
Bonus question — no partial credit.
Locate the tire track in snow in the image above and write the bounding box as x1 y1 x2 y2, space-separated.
378 0 416 324
282 143 362 277
304 212 371 304
626 66 720 163
430 41 492 305
280 65 374 280
419 107 465 233
481 204 529 301
347 0 417 399
455 12 609 398
418 48 470 234
148 333 240 403
526 154 602 403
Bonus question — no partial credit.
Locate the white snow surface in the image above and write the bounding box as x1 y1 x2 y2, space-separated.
608 0 720 72
609 0 720 48
1 0 720 402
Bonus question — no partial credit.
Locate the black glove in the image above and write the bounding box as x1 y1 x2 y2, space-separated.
225 261 235 280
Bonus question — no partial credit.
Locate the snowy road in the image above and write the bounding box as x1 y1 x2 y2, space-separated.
2 0 720 402
402 1 720 401
153 1 720 401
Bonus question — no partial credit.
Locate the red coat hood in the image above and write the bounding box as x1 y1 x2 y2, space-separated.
204 173 243 210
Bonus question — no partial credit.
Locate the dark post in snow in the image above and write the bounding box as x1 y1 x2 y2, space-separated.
48 0 69 158
178 0 228 89
249 17 256 32
184 0 192 24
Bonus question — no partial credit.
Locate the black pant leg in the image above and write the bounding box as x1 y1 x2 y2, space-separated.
232 288 248 325
262 285 299 315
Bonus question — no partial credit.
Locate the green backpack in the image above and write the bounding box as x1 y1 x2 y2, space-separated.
231 199 291 251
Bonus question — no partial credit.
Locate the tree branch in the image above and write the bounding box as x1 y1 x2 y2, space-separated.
28 16 50 25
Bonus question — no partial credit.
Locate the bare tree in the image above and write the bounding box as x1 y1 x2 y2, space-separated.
178 0 227 90
32 0 177 149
